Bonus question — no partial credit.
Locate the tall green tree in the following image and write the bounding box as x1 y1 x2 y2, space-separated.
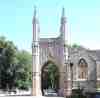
0 36 32 91
16 50 32 90
43 61 59 90
0 36 17 90
48 63 59 89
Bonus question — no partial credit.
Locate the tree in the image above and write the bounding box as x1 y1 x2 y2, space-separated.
72 43 81 48
0 36 17 90
0 36 32 91
46 62 59 90
16 50 32 90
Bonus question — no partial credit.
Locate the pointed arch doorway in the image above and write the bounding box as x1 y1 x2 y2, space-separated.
41 61 59 96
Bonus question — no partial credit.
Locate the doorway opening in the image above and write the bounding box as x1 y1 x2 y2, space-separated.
41 61 59 96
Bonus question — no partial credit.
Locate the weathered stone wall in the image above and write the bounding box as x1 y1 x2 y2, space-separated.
39 37 66 90
39 38 99 94
70 48 97 93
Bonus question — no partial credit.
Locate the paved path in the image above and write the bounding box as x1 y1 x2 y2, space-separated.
0 96 64 98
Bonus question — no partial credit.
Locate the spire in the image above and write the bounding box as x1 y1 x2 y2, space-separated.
62 7 65 18
32 6 40 41
60 7 67 36
32 6 38 24
32 7 41 95
61 7 66 25
33 6 36 18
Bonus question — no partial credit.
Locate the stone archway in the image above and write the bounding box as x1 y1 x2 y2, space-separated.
41 61 59 96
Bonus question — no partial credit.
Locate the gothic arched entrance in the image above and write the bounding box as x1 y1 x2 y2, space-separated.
41 61 59 95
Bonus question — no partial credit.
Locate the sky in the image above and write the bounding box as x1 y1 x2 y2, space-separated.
0 0 100 52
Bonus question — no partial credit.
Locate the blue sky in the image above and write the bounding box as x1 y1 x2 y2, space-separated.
0 0 100 52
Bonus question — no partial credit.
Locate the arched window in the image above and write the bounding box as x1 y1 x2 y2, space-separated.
78 58 88 79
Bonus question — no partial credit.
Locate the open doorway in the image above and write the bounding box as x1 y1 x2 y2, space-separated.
41 61 59 96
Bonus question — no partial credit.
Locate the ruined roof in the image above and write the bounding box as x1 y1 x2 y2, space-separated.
69 46 100 61
40 38 56 43
39 36 61 44
88 50 100 61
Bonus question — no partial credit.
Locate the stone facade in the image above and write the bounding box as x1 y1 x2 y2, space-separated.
32 7 100 96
